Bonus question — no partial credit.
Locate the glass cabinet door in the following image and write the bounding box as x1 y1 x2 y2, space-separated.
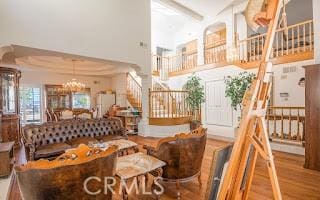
1 73 16 114
59 95 70 108
48 96 59 109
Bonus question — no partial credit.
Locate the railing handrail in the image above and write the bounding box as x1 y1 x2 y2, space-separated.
266 106 305 145
240 19 314 43
127 73 142 89
205 41 227 49
150 90 188 93
152 77 170 90
268 106 305 110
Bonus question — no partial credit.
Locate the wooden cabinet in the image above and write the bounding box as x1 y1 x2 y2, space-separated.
45 85 71 111
304 64 320 171
0 67 21 147
0 142 15 177
2 115 20 145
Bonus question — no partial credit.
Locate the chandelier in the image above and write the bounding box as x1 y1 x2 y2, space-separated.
63 59 86 93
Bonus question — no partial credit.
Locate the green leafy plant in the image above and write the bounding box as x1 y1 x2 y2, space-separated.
225 72 256 111
183 74 205 119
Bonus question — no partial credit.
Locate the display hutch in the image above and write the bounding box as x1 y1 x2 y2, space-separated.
45 85 71 111
0 67 21 147
45 85 91 120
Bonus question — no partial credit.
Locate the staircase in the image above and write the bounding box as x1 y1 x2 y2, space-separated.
126 73 142 110
151 78 177 117
150 78 191 125
126 74 192 125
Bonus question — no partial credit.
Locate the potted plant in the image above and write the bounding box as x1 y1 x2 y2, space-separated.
184 74 205 130
225 72 255 136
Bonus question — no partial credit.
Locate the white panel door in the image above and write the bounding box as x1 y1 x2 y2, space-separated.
205 80 233 127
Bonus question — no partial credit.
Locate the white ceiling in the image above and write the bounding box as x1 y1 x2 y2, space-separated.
1 45 137 76
152 1 190 34
151 0 246 43
173 0 234 18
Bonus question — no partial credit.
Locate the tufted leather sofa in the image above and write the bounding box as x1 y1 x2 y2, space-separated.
22 118 127 161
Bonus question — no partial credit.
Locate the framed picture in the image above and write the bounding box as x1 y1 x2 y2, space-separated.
205 144 233 200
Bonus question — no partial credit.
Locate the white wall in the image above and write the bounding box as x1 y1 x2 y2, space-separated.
0 0 152 75
172 2 248 65
272 60 315 106
167 65 245 138
166 59 313 138
111 73 128 107
20 70 112 121
313 0 320 63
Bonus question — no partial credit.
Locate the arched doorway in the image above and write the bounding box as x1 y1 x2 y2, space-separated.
203 23 227 64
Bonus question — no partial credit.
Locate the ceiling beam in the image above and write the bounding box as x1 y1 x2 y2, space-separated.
156 0 204 21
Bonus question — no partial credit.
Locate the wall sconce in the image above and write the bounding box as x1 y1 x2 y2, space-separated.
298 77 305 87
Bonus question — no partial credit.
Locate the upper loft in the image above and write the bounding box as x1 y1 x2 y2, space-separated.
151 0 315 77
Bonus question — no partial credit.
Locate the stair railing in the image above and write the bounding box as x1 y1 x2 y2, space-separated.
126 73 142 109
149 90 190 118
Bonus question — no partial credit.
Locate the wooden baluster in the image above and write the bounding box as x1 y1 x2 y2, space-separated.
154 92 156 118
155 92 157 118
297 109 301 141
267 107 270 138
292 28 295 54
310 21 313 50
303 24 306 52
297 26 300 53
253 38 257 60
257 37 260 60
167 91 170 118
289 108 292 140
182 92 185 117
302 108 306 143
276 32 279 58
286 27 289 55
248 40 251 62
281 108 284 139
280 30 283 55
273 108 277 137
178 92 180 117
149 89 151 118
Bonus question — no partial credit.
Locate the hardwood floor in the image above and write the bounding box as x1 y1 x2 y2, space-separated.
8 136 320 200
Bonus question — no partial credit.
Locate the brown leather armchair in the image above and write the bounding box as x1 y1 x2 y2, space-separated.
14 145 118 200
144 127 207 197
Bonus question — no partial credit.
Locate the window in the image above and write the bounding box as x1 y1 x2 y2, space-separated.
72 92 90 109
20 87 41 124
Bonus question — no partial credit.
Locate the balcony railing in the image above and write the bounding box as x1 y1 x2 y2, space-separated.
205 43 227 64
152 20 314 76
266 106 305 146
237 20 314 64
152 52 198 75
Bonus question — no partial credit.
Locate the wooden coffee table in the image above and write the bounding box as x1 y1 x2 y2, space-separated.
116 152 166 200
102 139 139 156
